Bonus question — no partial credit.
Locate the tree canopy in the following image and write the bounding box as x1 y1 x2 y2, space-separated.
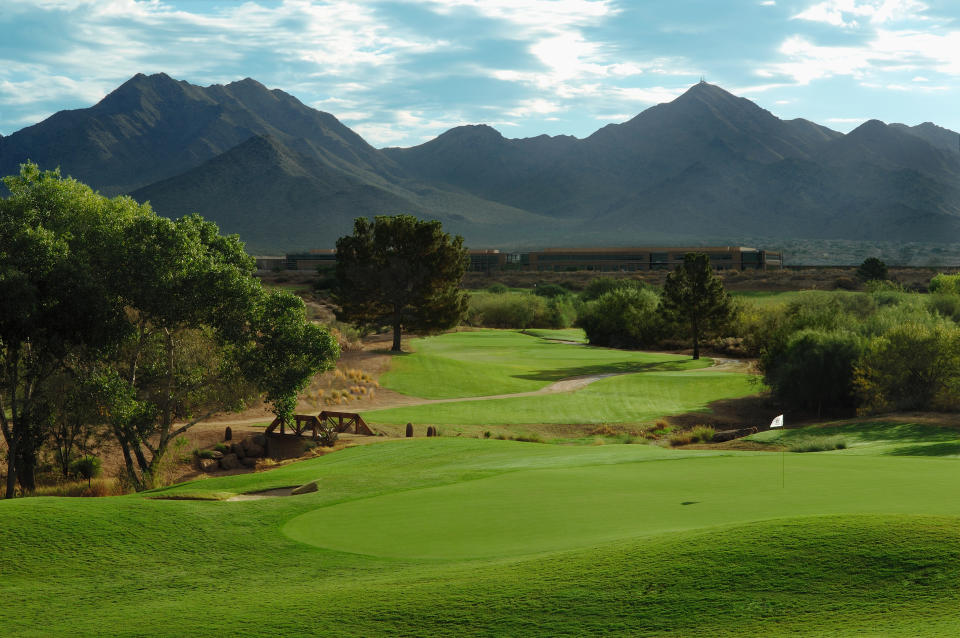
333 215 468 352
1 164 339 495
660 253 733 360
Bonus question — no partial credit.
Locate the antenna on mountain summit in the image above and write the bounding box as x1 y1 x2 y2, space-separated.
699 75 706 84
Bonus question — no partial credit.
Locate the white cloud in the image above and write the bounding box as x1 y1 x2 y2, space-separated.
761 1 776 5
761 28 960 85
792 0 928 28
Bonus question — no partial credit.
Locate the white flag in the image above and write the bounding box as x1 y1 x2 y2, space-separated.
770 414 784 428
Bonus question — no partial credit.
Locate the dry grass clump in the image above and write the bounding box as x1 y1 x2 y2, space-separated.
31 477 128 498
303 366 381 408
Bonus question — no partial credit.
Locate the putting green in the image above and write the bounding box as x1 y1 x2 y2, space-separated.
283 453 960 560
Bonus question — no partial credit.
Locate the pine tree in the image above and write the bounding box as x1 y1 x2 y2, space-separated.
660 253 733 360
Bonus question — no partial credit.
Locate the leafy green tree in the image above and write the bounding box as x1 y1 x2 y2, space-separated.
762 329 864 415
334 215 469 352
854 321 960 413
576 287 663 349
660 253 733 359
241 291 340 425
0 164 136 496
856 257 888 282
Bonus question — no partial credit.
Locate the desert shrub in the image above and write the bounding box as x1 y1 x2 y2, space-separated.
927 294 960 323
576 287 663 348
580 277 645 302
68 455 102 482
468 292 575 329
317 423 338 447
689 425 716 443
762 329 865 414
487 283 508 294
213 442 229 453
589 425 618 436
855 321 960 413
929 273 960 295
533 283 569 298
513 433 545 443
195 449 217 460
788 435 847 453
468 293 540 328
834 277 859 291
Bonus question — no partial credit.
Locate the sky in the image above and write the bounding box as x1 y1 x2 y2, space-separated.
1 0 959 147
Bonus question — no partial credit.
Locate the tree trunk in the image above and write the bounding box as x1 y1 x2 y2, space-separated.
692 317 701 360
392 318 403 352
15 446 36 492
4 435 17 499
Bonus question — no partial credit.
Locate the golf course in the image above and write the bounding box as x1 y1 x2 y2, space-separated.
3 328 960 636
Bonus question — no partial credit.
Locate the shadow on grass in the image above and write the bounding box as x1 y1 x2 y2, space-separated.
512 359 702 383
887 442 960 457
822 421 960 443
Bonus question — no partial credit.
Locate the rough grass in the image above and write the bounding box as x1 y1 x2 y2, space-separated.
3 434 960 636
748 419 960 457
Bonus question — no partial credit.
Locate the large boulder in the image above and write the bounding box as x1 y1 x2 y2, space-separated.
200 458 219 473
230 442 245 458
219 453 240 470
242 437 265 458
240 457 258 469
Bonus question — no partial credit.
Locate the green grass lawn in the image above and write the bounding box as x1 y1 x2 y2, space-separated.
364 369 759 425
365 329 755 426
379 329 711 399
4 433 960 636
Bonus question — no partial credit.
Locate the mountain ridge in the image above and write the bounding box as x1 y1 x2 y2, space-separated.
3 74 959 251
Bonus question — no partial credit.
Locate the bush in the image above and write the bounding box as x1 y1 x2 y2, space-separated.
576 287 663 348
213 442 229 453
533 283 569 298
668 431 694 447
788 435 847 453
468 292 575 329
762 329 865 414
929 273 960 295
580 277 645 302
487 283 509 294
68 455 102 482
195 449 217 460
855 321 960 413
689 425 716 443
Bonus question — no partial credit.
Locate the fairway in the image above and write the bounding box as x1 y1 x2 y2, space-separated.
284 452 960 559
379 329 711 398
364 370 758 425
365 329 757 425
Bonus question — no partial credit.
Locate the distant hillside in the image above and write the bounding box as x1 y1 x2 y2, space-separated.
3 74 960 251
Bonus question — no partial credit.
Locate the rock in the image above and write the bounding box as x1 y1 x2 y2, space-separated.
219 453 239 470
210 450 224 460
242 437 265 458
240 457 258 468
230 442 245 458
291 481 319 495
200 458 219 473
253 434 267 446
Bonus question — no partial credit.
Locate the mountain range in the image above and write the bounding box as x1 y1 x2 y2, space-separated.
2 73 959 253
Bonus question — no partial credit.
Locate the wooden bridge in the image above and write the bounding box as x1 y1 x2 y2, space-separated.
265 411 374 439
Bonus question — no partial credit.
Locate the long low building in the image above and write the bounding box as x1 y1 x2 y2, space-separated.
264 246 783 272
469 246 783 272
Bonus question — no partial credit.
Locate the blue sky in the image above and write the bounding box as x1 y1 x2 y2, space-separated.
1 0 958 147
